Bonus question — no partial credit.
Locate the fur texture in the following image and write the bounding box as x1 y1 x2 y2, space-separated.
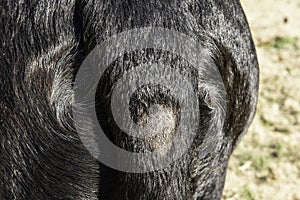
0 0 259 199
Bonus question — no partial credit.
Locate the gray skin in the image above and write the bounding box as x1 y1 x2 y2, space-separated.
0 0 258 199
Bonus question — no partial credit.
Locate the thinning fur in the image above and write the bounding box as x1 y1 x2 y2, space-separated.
0 0 258 199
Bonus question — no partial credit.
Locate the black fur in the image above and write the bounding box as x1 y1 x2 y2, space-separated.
0 0 259 199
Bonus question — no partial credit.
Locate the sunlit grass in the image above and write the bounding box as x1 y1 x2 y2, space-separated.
222 0 300 199
258 36 298 50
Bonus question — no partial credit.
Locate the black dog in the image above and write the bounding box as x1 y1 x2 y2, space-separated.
0 0 259 199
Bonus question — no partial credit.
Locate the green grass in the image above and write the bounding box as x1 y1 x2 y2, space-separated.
259 115 274 127
241 186 259 200
236 150 271 173
262 36 299 49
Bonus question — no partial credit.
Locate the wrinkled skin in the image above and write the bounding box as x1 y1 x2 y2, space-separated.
0 0 259 199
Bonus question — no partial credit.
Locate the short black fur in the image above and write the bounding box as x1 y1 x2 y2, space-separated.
0 0 259 199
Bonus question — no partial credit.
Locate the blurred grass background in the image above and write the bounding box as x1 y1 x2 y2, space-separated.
222 0 300 199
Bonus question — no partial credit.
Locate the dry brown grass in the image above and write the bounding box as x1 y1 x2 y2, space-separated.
222 0 300 199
